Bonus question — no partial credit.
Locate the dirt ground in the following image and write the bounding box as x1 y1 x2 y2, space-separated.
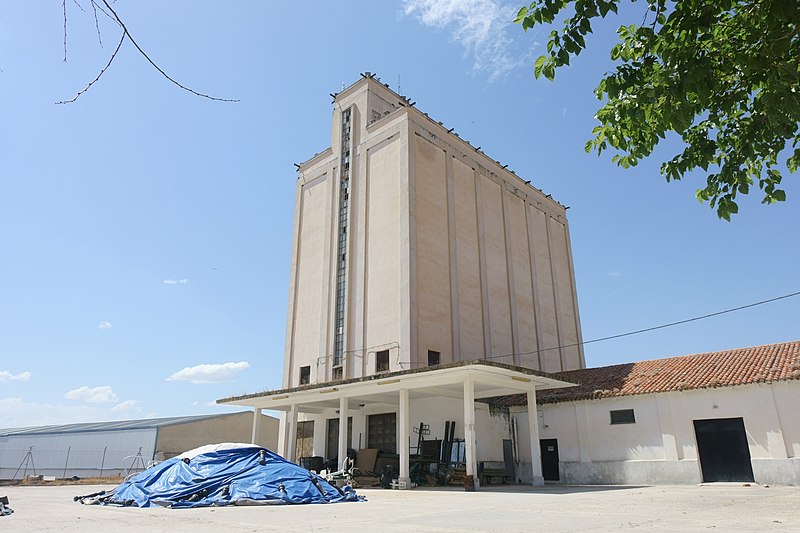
1 483 798 532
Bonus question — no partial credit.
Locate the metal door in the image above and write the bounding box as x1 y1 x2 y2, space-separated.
540 438 560 481
694 418 755 482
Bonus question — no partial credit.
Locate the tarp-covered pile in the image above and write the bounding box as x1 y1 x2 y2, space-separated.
77 443 361 508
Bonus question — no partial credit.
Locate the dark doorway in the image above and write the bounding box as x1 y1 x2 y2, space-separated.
540 438 560 481
694 418 755 482
295 420 314 460
326 416 353 461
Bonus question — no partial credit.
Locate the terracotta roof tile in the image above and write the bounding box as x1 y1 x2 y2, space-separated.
488 340 800 408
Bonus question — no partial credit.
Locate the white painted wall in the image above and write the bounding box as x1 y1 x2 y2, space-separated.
513 382 800 485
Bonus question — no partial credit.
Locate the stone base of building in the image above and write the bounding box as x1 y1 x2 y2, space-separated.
751 458 800 485
540 459 800 486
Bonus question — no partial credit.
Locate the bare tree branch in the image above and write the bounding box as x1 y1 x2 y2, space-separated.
62 0 68 62
56 30 125 104
100 0 238 102
72 0 86 13
90 0 115 22
90 0 103 47
59 0 238 104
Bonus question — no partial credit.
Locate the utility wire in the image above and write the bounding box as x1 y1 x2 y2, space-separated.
391 289 800 367
483 289 800 361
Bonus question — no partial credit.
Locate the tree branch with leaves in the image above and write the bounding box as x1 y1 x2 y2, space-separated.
517 0 799 219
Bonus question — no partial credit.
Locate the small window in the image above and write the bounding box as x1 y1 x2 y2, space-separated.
299 366 310 385
332 366 343 381
427 350 440 366
376 350 390 372
610 409 636 425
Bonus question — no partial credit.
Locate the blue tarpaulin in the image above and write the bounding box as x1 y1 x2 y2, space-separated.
81 443 361 508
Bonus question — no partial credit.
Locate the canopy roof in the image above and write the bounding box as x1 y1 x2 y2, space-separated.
218 360 576 412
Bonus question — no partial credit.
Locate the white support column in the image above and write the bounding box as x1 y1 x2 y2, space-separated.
527 389 544 486
463 374 479 489
338 396 349 470
251 407 263 445
277 411 287 456
287 404 299 463
398 388 411 488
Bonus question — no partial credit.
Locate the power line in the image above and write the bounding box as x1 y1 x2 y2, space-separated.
319 290 800 368
491 289 800 361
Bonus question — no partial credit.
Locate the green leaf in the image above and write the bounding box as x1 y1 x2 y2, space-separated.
534 55 547 79
516 0 798 218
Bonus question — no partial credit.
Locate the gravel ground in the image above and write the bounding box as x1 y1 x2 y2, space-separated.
1 483 798 532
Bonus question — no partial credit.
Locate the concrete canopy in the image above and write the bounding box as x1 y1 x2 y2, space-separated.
217 360 575 489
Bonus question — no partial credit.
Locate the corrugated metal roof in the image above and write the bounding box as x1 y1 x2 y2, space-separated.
0 412 247 437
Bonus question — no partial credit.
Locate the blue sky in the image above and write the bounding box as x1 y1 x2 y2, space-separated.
0 1 797 427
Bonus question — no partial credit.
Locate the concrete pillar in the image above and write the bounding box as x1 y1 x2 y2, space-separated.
251 407 263 445
398 388 411 488
574 403 592 463
287 404 299 463
463 374 479 489
656 396 680 461
338 396 349 470
527 389 544 486
763 385 789 459
277 411 287 456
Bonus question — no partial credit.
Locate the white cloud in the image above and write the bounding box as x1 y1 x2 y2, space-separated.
607 271 624 278
167 361 250 384
163 278 189 285
64 385 120 404
0 397 133 427
97 320 113 330
110 400 140 413
404 0 522 81
0 370 31 382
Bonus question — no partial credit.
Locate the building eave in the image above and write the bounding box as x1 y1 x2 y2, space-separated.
218 360 576 411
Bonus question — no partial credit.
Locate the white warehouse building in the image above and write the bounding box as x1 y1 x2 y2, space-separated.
0 411 278 480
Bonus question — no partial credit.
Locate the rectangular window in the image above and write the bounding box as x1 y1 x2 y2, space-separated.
376 350 390 372
299 366 310 385
610 409 636 425
427 350 440 366
332 366 343 381
368 412 397 453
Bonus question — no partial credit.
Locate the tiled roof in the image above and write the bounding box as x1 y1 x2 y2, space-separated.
487 340 800 408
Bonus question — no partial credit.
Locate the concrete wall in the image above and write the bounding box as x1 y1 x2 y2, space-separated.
286 78 585 388
155 412 279 459
409 116 584 373
514 382 800 485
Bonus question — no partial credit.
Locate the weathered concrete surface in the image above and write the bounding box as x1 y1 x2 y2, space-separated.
1 483 798 532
